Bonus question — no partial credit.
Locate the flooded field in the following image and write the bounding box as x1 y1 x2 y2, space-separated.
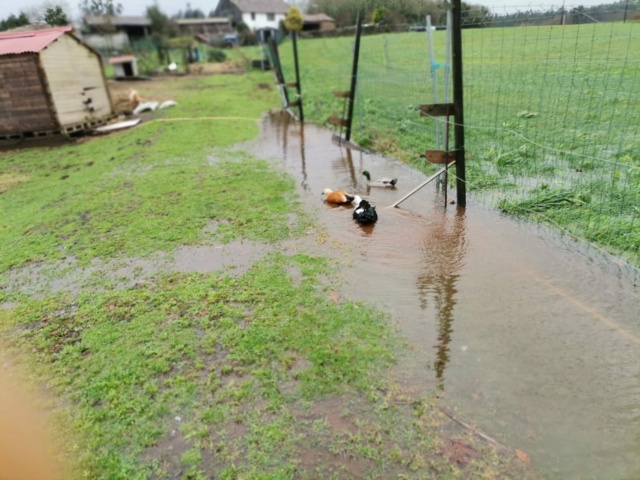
243 112 640 480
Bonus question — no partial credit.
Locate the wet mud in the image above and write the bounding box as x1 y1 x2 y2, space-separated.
241 111 640 480
0 356 65 480
1 237 310 300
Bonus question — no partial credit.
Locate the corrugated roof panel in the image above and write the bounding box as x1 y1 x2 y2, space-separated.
84 15 151 27
175 18 230 25
303 13 335 22
234 0 290 14
0 26 73 55
108 55 136 64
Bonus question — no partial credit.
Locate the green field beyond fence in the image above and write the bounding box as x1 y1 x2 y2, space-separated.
279 20 640 269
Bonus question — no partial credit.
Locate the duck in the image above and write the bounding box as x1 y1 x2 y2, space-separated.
362 170 397 187
352 195 378 225
323 188 355 205
129 89 142 109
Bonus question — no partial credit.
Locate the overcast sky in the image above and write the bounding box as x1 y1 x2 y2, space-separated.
0 0 620 24
0 0 222 23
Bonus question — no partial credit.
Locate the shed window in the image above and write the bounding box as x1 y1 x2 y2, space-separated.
251 12 256 20
267 13 275 21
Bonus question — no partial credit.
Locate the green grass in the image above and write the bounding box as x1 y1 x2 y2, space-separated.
0 74 287 274
277 23 640 267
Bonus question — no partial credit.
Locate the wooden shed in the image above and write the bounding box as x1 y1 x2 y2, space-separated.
302 13 336 31
0 26 114 139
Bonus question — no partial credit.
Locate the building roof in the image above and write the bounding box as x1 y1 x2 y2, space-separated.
0 26 73 55
303 13 335 23
84 15 152 27
108 55 136 64
175 18 231 25
233 0 290 14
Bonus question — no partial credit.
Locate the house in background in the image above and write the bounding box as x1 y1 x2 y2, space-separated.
213 0 290 31
175 18 235 47
81 15 151 51
83 15 151 39
0 26 114 139
175 18 233 37
302 13 336 31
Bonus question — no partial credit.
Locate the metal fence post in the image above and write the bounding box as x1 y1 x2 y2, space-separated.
451 0 466 207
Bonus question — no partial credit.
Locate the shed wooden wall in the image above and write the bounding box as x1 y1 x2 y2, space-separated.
319 21 336 30
0 54 57 134
39 34 113 128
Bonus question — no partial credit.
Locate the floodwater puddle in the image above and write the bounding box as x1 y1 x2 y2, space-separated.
1 237 295 299
242 111 640 480
0 355 65 480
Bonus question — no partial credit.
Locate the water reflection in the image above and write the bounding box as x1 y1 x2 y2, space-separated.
416 208 468 391
354 216 377 236
332 144 359 189
275 111 309 191
299 125 308 191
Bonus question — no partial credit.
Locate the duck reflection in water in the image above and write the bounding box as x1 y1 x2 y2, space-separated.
416 207 467 391
274 110 309 191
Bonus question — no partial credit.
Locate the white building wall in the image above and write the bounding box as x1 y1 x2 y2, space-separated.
241 12 286 30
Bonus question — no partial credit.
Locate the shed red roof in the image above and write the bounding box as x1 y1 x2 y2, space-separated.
0 26 73 55
108 55 136 64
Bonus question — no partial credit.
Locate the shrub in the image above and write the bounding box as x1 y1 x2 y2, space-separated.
207 49 227 63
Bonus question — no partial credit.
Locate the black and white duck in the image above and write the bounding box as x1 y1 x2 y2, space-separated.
352 195 378 225
362 170 397 187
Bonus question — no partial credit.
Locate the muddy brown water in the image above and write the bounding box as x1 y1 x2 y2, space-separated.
242 112 640 480
0 356 65 480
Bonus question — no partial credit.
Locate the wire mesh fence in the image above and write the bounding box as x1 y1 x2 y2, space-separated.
460 16 639 268
279 5 640 269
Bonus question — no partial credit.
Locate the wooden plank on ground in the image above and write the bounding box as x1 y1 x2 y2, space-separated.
419 103 454 117
328 116 348 127
425 150 456 164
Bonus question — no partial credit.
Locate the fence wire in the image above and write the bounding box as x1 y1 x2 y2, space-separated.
280 7 640 268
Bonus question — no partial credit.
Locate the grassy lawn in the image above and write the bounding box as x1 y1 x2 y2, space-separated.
1 70 537 479
0 73 283 275
278 23 640 268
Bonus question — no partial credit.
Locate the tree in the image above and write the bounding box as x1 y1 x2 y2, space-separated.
570 5 585 24
460 2 492 27
284 6 304 31
79 0 123 16
44 5 69 25
147 3 177 37
181 3 205 18
18 2 72 24
0 12 30 31
371 6 386 23
309 0 447 27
